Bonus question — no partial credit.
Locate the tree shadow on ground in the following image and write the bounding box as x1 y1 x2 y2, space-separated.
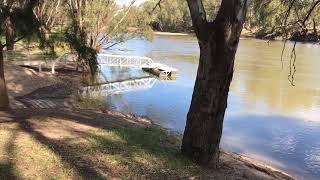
0 128 19 180
14 115 106 179
9 108 202 179
9 108 198 179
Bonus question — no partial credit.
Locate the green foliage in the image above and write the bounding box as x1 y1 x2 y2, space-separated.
78 93 107 111
65 25 98 75
143 0 192 32
0 0 40 46
248 0 320 36
143 0 319 37
63 0 154 76
142 0 220 32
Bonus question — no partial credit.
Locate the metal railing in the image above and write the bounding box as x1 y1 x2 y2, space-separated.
97 54 155 68
82 77 157 96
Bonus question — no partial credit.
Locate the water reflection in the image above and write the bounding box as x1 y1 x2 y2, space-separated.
222 114 320 179
100 35 320 179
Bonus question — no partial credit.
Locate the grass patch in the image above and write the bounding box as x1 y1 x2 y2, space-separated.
1 115 206 179
0 128 74 179
85 126 203 179
78 93 107 112
0 111 289 179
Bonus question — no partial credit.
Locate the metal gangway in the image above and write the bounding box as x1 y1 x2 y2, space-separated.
97 54 178 78
82 76 157 96
97 54 156 68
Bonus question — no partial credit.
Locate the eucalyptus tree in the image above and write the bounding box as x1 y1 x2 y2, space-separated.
144 0 220 32
181 0 248 167
0 0 39 110
247 0 320 40
182 0 320 167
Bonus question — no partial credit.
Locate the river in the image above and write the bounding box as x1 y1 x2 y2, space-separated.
99 34 320 180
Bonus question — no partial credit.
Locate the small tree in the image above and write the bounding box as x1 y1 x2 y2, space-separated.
0 0 39 110
33 0 65 56
65 0 152 75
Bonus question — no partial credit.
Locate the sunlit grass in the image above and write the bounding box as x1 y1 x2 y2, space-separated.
85 126 203 179
0 128 73 179
0 122 206 179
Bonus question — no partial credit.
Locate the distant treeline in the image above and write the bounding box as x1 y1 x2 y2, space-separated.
142 0 320 42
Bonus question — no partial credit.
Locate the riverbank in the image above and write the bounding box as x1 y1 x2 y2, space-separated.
1 62 295 179
154 29 320 43
154 31 193 36
153 29 266 39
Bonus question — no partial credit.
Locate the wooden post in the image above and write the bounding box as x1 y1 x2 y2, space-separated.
39 63 42 72
51 62 55 74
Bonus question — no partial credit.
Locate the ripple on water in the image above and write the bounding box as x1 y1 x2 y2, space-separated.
304 145 320 176
272 133 297 155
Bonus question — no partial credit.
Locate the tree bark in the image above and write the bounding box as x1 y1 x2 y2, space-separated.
0 47 9 110
182 0 248 167
5 17 15 51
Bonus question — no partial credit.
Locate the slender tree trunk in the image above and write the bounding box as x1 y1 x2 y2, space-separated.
5 17 15 51
182 0 248 167
0 47 9 110
313 19 317 34
39 26 56 56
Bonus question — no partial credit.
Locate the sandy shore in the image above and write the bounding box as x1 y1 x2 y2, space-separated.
154 31 194 36
2 62 295 179
153 29 255 38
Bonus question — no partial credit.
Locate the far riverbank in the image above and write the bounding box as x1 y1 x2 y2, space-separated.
153 29 320 43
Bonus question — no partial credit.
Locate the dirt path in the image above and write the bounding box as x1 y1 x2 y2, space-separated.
5 62 81 109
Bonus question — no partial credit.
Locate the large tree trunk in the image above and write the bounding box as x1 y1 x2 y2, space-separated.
0 47 9 110
182 0 248 167
5 17 15 51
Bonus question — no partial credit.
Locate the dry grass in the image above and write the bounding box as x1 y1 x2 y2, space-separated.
0 110 294 180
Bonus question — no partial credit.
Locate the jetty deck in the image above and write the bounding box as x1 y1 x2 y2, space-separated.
98 54 178 78
142 63 178 78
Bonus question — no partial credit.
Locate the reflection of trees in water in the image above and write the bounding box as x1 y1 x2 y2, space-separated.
229 40 320 115
109 66 133 80
100 66 148 84
144 104 175 127
231 63 320 114
106 94 132 113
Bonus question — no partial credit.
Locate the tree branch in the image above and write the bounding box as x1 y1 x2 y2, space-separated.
186 0 208 42
98 0 136 47
150 0 163 15
302 0 320 25
103 41 123 50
